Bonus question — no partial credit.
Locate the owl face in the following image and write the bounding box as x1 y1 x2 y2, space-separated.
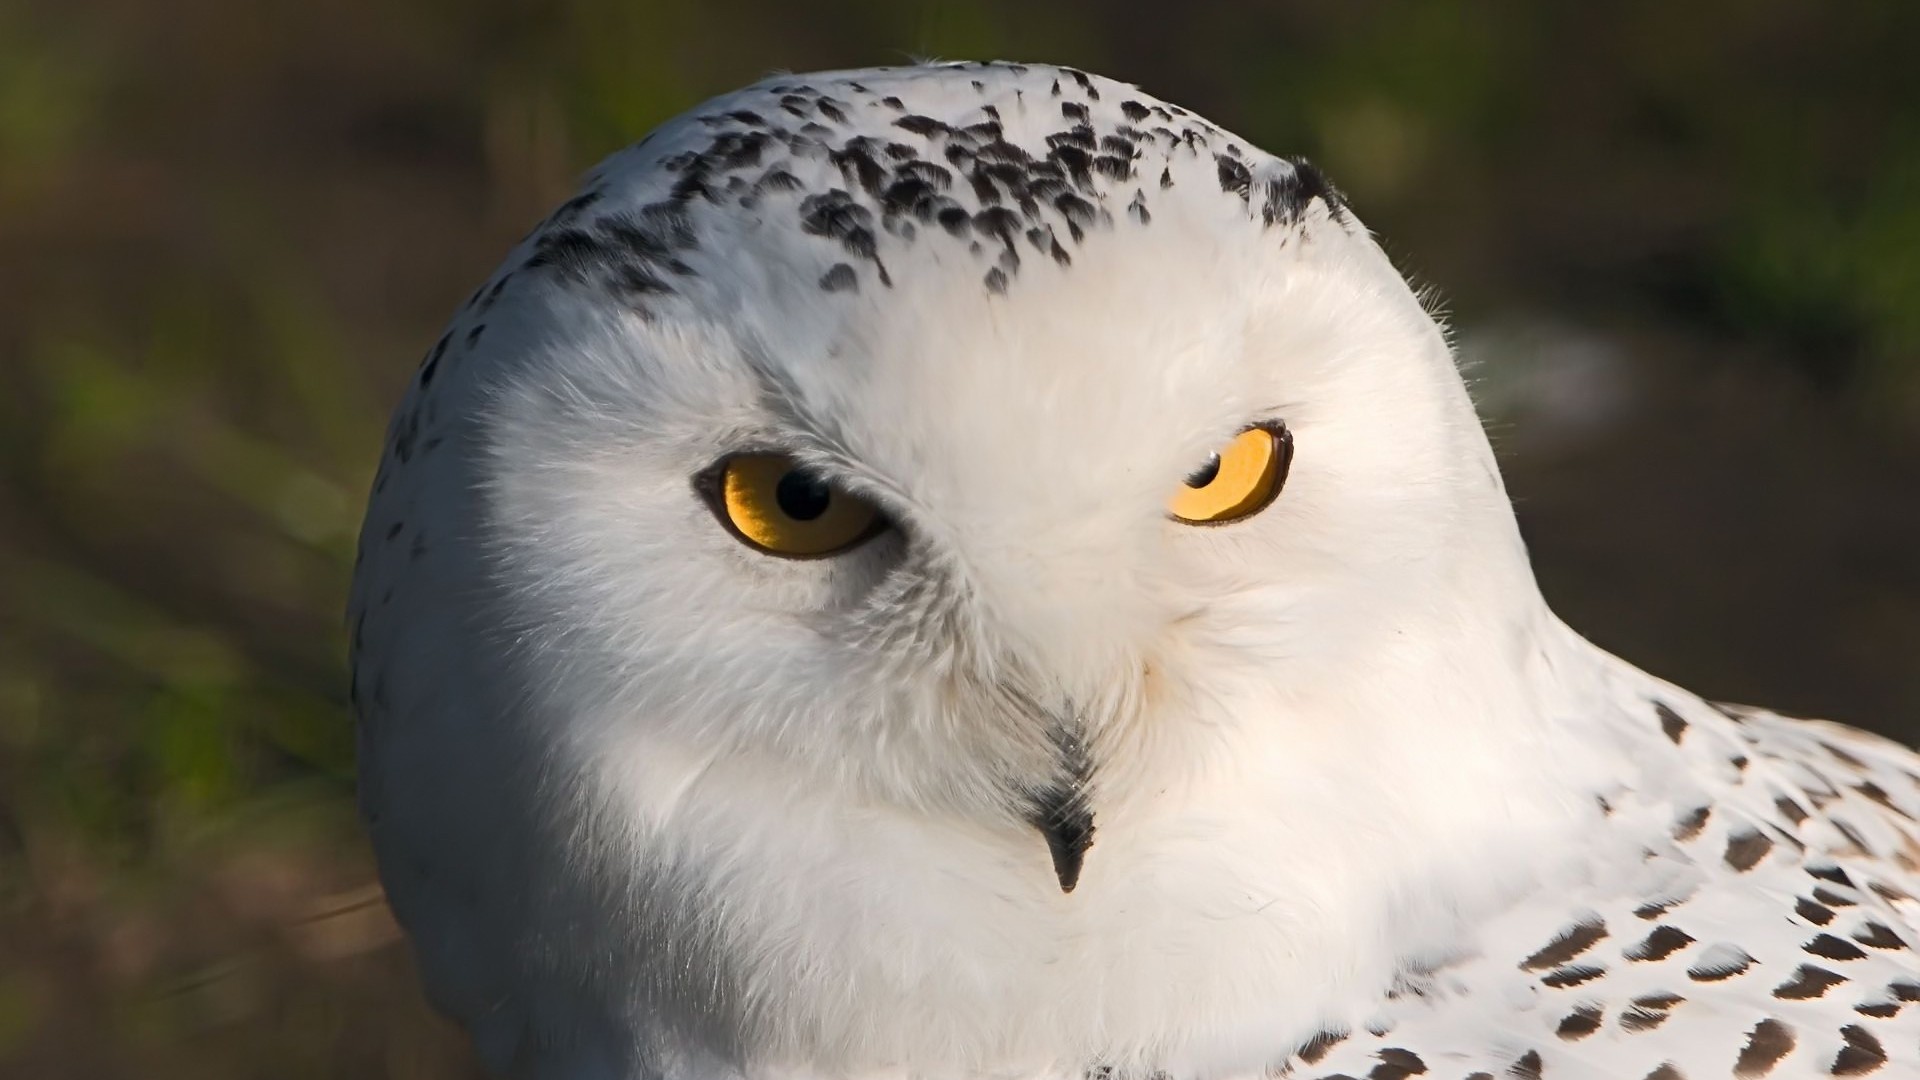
475 116 1494 889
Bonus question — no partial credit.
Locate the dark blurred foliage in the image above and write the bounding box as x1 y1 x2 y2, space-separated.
0 1 1915 1075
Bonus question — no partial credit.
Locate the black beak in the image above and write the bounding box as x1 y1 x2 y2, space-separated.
1027 712 1096 892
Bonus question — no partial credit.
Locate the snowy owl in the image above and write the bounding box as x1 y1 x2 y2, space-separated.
350 62 1920 1080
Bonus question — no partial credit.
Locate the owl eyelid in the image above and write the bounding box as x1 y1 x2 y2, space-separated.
1188 417 1288 459
689 446 859 509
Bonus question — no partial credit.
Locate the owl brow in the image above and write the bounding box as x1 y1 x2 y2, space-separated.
736 347 919 511
1214 408 1296 448
1240 404 1296 429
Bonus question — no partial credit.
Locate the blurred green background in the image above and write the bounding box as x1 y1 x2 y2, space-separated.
1 0 1916 1076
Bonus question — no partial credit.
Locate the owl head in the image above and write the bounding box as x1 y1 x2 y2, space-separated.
352 62 1597 1079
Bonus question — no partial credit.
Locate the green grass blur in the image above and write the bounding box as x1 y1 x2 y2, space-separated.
1 1 1916 1076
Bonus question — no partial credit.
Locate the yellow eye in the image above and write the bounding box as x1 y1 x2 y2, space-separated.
1167 422 1293 525
702 453 886 558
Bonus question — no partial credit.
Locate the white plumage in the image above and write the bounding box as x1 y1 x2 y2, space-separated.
349 62 1920 1080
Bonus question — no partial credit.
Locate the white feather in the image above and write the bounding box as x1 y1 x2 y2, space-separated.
350 62 1920 1080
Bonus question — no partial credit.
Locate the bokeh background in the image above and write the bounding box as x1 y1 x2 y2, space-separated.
2 0 1916 1075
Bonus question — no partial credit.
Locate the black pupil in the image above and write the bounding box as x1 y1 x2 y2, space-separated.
1185 454 1221 489
775 469 833 521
